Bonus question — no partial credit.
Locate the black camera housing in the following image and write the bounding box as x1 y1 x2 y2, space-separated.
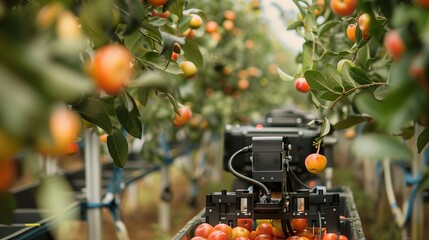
223 107 332 185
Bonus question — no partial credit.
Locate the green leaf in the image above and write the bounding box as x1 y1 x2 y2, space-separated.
304 70 340 93
379 82 425 131
107 127 129 168
124 0 147 34
0 192 15 224
182 39 203 69
354 92 382 119
142 23 163 44
168 0 185 19
334 115 370 130
324 64 344 92
317 21 340 36
315 118 330 142
417 127 429 153
310 91 321 109
287 20 304 30
349 67 372 85
277 68 294 82
356 44 370 70
351 134 413 161
115 92 142 139
302 42 315 72
124 31 149 58
141 52 183 74
373 85 389 100
128 71 171 89
73 98 113 134
320 92 341 101
41 62 95 102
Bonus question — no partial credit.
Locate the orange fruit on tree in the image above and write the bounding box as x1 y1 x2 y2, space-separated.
56 10 82 40
147 0 168 7
305 153 327 174
90 44 133 95
223 10 236 21
0 159 17 192
346 23 356 42
384 30 406 61
238 78 250 90
222 19 235 31
330 0 357 16
205 21 219 33
35 2 64 30
37 107 82 155
173 106 192 127
358 13 371 40
314 0 326 16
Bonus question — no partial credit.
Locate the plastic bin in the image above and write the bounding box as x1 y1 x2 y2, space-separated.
171 186 365 240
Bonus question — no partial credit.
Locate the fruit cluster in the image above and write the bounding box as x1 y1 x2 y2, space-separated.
190 219 348 240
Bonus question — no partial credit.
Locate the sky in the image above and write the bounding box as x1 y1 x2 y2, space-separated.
260 0 304 53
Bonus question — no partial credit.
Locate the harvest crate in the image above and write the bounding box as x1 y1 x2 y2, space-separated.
171 186 365 240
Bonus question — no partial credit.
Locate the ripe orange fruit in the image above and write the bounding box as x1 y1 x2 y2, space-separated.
99 133 108 143
346 23 356 42
90 44 133 95
222 20 234 31
205 21 219 33
314 0 326 16
305 153 327 174
330 0 357 16
147 0 168 7
35 2 64 29
384 30 405 61
238 78 250 90
65 142 79 155
56 10 82 40
213 223 232 239
0 159 17 192
358 13 371 40
38 107 82 155
223 10 236 21
291 218 308 231
173 106 192 127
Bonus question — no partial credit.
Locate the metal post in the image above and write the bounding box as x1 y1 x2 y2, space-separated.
84 129 102 240
159 165 171 232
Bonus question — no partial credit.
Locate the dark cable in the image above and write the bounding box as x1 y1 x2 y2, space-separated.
289 167 311 189
227 145 272 200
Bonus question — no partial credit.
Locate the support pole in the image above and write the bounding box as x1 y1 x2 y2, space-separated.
159 165 171 232
85 130 102 240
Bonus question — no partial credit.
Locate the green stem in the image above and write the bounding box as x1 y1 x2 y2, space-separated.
325 82 388 117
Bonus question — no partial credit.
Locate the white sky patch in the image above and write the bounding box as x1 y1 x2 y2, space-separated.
260 0 304 53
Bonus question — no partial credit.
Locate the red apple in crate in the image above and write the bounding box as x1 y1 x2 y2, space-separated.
214 223 232 239
208 230 229 240
194 223 214 238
